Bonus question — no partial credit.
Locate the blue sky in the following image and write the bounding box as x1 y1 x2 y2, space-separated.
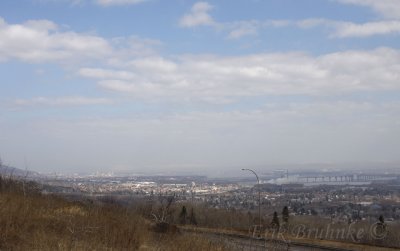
1 0 400 175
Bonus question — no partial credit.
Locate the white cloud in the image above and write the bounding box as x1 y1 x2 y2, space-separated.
78 48 400 103
296 18 400 38
297 18 331 29
79 68 137 80
227 21 260 39
333 20 400 37
0 17 161 64
179 2 215 27
14 96 113 106
178 1 400 39
128 57 178 72
227 20 292 39
0 17 112 63
95 0 148 7
337 0 400 19
179 3 292 38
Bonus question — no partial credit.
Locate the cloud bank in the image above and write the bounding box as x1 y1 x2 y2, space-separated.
179 1 400 39
78 48 400 103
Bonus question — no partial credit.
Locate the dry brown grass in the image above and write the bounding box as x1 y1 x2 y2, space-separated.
0 192 148 250
148 233 228 251
0 176 228 250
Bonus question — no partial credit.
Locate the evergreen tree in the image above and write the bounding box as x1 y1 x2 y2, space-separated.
282 206 289 225
271 211 280 229
189 208 198 226
179 206 187 225
379 215 384 224
376 215 386 238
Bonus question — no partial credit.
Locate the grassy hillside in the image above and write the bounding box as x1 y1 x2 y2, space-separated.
0 176 226 250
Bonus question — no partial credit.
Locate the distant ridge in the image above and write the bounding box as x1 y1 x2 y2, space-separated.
0 162 41 179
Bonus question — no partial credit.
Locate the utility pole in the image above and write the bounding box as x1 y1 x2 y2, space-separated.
242 168 261 235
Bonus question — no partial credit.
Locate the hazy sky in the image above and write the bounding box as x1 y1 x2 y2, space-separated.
0 0 400 174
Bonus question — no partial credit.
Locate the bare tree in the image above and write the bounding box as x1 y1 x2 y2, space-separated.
151 195 179 234
151 195 175 224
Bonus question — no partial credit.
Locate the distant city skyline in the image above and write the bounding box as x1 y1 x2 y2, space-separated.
1 0 400 173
